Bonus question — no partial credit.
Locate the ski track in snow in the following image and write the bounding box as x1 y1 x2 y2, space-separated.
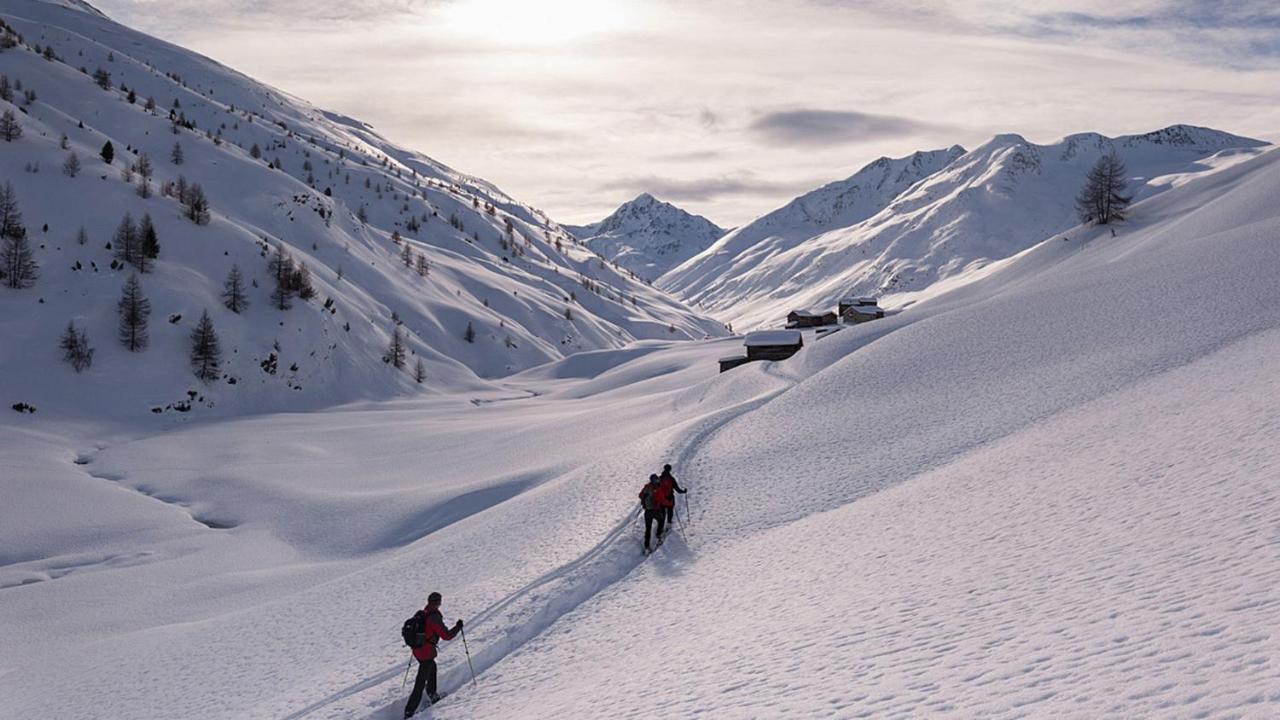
281 381 795 720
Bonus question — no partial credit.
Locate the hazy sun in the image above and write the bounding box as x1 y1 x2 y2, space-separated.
437 0 631 44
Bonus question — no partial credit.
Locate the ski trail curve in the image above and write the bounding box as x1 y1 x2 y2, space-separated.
282 378 791 720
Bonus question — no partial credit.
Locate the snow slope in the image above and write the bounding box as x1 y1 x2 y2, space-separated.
0 0 723 422
5 140 1280 719
5 3 1280 719
565 193 725 282
661 126 1268 329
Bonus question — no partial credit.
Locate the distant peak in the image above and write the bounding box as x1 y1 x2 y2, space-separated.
631 192 658 204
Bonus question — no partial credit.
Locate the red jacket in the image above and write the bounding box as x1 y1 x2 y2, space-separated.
653 481 673 509
411 604 457 661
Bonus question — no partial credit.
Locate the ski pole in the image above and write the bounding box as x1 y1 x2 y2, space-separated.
461 627 478 689
402 656 412 689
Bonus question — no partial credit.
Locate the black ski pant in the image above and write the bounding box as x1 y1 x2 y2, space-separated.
404 657 438 717
644 508 666 548
665 501 676 526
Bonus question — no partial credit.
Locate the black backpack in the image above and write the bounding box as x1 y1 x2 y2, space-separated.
401 610 427 649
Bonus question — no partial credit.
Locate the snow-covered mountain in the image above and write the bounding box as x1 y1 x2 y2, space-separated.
565 193 724 282
0 0 724 420
7 120 1280 719
660 126 1268 329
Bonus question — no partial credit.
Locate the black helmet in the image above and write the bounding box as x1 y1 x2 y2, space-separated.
662 464 672 472
427 591 442 605
649 474 659 482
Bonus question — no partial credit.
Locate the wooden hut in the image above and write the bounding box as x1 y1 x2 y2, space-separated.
786 309 837 328
838 296 879 315
718 355 751 373
841 304 885 324
744 330 804 361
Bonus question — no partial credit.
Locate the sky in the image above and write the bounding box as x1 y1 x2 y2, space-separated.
93 0 1280 227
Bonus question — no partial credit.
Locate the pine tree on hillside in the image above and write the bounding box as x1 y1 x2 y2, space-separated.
117 273 151 351
415 253 429 277
387 326 406 369
2 234 39 289
463 321 476 343
59 320 94 372
76 226 88 246
92 67 111 90
249 143 261 159
184 183 210 224
112 212 140 267
0 181 24 239
139 213 160 268
413 357 426 384
222 264 248 313
189 310 221 383
170 141 184 165
62 151 81 177
291 262 315 301
400 242 413 267
0 109 21 142
268 244 295 310
0 76 12 103
1075 151 1132 225
100 140 114 164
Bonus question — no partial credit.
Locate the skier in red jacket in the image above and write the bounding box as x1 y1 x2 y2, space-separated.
657 464 687 527
639 474 666 552
404 592 463 718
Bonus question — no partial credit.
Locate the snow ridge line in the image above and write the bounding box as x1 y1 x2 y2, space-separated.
281 383 792 720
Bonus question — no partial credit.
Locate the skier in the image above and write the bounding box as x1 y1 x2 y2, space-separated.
639 474 666 552
404 592 464 718
657 463 687 528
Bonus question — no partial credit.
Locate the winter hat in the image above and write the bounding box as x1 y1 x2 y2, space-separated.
649 474 659 482
427 592 442 605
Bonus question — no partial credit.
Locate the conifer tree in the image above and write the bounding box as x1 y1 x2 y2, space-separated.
189 310 221 383
0 109 22 142
117 273 150 351
60 320 94 372
1 234 38 289
268 244 295 310
0 181 23 239
1075 151 1132 225
292 262 315 301
400 242 413 267
387 326 406 369
139 213 159 269
249 143 261 159
112 213 140 267
222 264 248 313
464 321 476 343
170 141 184 165
76 226 88 246
414 357 426 384
100 140 114 164
415 253 429 277
184 183 210 224
62 151 80 177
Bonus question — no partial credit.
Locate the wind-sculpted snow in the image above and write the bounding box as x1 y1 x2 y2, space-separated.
661 125 1267 330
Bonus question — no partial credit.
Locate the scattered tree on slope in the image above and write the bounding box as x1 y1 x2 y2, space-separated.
190 310 221 382
117 273 151 352
1076 151 1132 225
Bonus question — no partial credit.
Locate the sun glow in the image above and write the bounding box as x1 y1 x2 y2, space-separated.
437 0 632 44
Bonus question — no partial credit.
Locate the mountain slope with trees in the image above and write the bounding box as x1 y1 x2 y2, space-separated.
0 0 724 421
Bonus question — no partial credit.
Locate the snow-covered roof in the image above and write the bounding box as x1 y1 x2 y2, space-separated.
840 296 878 305
719 355 749 362
744 330 803 347
843 305 883 314
789 309 834 318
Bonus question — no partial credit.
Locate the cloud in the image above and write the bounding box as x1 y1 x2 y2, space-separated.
748 108 932 146
600 173 795 202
